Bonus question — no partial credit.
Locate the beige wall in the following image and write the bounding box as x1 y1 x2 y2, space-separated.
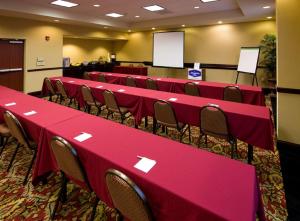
277 0 300 144
0 15 127 93
115 20 276 86
63 38 113 64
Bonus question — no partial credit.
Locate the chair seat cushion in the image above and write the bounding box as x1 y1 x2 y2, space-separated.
0 124 10 136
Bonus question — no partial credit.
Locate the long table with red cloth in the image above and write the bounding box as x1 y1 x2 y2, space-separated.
113 66 148 76
0 85 265 221
0 86 83 144
43 77 274 151
35 113 265 221
88 72 265 106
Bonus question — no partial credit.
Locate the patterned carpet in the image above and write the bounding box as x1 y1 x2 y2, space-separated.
0 96 287 221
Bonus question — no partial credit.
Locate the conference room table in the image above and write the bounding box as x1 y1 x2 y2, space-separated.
0 85 266 221
88 72 265 106
43 77 274 155
113 66 148 76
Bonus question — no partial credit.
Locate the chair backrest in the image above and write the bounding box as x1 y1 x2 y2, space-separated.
200 105 229 139
223 86 243 103
56 80 68 98
154 100 178 128
105 169 153 221
83 72 91 80
98 74 106 83
3 111 30 148
103 90 120 113
81 85 95 105
184 82 199 96
146 78 157 90
50 136 89 187
126 77 137 87
44 77 56 95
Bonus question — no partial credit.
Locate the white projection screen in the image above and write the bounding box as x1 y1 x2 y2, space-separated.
153 32 184 68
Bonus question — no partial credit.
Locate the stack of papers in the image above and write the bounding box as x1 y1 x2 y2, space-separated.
24 110 37 116
134 156 156 173
5 102 16 107
74 132 92 142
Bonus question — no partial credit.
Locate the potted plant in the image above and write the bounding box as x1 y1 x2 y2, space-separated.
260 34 276 88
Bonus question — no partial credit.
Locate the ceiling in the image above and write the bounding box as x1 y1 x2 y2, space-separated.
0 0 275 31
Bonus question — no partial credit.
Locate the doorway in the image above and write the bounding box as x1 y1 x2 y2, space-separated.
0 39 24 91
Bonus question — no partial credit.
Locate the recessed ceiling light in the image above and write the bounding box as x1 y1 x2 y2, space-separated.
194 6 200 9
263 6 271 9
93 4 100 7
54 19 60 22
267 16 272 19
201 0 218 2
51 0 78 8
106 13 124 18
143 5 165 12
218 21 223 24
135 15 140 18
181 24 186 27
152 27 156 30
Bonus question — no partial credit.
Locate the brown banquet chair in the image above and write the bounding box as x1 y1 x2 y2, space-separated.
50 136 99 220
83 72 91 80
146 78 158 90
98 73 106 83
153 100 191 143
44 77 58 102
103 90 132 124
0 123 11 157
55 80 76 106
198 105 237 159
184 82 200 96
3 111 37 185
81 85 104 115
223 86 243 103
105 169 153 221
126 76 137 87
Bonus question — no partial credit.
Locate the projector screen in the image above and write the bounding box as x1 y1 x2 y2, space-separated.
153 31 184 68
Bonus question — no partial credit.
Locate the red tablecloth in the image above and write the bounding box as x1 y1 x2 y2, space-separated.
43 77 274 151
89 72 265 106
113 66 148 76
35 114 265 221
0 88 83 146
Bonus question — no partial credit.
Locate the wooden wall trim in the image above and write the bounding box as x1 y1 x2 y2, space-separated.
118 61 266 70
27 67 63 72
277 87 300 95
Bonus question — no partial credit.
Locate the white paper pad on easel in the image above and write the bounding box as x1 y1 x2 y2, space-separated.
168 98 177 101
74 132 92 142
117 89 126 92
24 110 37 116
134 157 156 173
5 102 16 107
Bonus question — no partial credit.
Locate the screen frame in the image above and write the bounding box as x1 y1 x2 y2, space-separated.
152 31 185 69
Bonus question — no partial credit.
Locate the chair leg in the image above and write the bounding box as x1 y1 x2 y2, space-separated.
51 172 68 220
153 119 157 134
188 125 191 144
0 137 8 157
90 196 99 221
23 149 37 185
7 143 20 172
145 116 148 127
205 135 208 148
67 98 73 107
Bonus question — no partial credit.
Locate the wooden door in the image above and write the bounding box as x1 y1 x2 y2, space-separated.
0 39 24 91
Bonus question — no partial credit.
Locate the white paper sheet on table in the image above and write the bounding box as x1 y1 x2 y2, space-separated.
117 89 126 92
5 102 16 107
168 98 178 101
134 157 156 173
74 132 92 142
24 110 37 116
